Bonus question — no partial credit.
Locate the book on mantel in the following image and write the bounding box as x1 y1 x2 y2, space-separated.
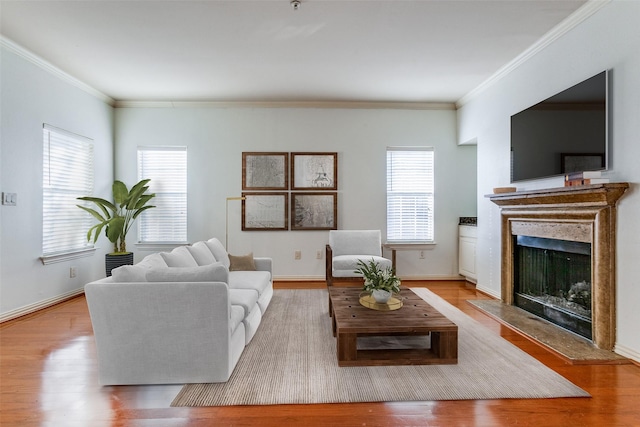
564 170 609 187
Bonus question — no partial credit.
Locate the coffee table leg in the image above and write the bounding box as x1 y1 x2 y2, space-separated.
431 331 458 360
337 332 357 364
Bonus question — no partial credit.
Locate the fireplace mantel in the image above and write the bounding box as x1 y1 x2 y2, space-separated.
487 183 629 350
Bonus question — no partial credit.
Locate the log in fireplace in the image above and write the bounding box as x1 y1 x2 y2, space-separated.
488 183 628 350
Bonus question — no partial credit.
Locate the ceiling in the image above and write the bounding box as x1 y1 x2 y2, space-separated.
0 0 590 105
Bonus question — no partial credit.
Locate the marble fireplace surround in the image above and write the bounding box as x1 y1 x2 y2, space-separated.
488 183 629 350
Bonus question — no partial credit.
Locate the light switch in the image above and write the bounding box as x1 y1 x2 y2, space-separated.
2 192 17 206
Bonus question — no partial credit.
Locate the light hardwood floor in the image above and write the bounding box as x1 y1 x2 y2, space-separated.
1 280 639 426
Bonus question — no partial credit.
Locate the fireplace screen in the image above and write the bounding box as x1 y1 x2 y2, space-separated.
514 236 592 339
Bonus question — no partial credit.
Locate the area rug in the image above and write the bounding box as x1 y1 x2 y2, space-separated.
171 288 589 406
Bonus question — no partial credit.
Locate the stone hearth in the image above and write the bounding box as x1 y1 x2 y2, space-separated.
488 183 629 350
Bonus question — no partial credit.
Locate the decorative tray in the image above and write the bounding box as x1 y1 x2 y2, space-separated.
359 294 403 311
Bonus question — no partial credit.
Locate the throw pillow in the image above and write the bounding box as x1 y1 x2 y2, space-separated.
111 265 147 282
187 241 217 266
145 262 229 283
229 252 256 271
160 246 199 267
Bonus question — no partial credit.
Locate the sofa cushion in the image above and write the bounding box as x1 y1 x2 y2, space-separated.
187 241 217 266
111 265 148 282
145 262 229 283
161 246 198 267
136 253 168 269
228 270 271 296
229 288 259 317
229 305 245 335
205 238 230 269
229 252 256 271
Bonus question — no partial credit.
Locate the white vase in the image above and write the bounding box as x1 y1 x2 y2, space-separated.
372 289 392 304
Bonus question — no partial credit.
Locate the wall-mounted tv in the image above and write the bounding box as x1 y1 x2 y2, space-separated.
510 70 608 182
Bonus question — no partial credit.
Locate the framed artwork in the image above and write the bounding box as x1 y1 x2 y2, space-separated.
242 192 288 231
242 152 289 190
291 152 337 190
291 192 337 230
561 153 605 174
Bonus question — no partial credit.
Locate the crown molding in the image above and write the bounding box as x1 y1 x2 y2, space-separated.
456 0 611 108
1 36 115 106
114 100 456 110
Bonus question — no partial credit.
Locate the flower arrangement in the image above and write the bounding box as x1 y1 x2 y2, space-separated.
355 258 401 294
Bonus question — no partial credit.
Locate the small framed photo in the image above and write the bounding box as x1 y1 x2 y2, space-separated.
291 192 337 230
242 192 288 231
291 152 337 190
242 152 289 190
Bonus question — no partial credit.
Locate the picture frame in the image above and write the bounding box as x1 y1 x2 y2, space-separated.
291 192 337 230
291 152 337 190
242 152 289 190
242 192 289 231
560 153 605 174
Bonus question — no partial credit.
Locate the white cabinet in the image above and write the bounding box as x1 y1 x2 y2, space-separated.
459 225 477 281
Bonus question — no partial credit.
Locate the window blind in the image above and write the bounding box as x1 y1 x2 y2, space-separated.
42 124 94 256
386 147 435 243
137 147 187 243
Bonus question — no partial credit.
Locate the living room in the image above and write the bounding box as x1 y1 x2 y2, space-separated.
1 0 640 425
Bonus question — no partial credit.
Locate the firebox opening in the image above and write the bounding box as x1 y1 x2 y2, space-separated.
514 235 592 340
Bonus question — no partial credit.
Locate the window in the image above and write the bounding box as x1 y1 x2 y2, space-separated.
137 147 187 243
386 147 434 243
42 124 95 259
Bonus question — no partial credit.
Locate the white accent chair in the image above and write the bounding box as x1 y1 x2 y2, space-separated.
325 230 393 287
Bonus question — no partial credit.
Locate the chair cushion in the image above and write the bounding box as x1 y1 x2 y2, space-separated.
187 241 217 266
161 246 199 267
332 255 392 277
229 305 245 335
229 270 271 295
329 230 382 256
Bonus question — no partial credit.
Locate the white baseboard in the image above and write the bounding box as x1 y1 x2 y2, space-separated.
614 343 640 364
0 288 85 323
476 284 501 299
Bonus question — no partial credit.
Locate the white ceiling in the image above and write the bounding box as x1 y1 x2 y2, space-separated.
0 0 590 104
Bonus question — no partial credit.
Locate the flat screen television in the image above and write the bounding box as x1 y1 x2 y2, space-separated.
510 70 608 182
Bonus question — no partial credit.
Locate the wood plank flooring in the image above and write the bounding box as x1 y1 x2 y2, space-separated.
1 280 640 426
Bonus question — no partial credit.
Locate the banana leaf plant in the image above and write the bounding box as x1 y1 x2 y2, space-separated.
77 179 156 254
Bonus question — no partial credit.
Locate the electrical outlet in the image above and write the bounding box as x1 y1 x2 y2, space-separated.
70 267 77 278
2 192 17 206
419 250 425 259
316 250 323 259
294 250 301 260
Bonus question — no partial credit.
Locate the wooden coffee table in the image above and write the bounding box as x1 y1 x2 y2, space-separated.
329 287 458 367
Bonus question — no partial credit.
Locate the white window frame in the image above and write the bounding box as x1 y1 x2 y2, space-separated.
137 146 188 245
41 124 96 264
386 146 435 244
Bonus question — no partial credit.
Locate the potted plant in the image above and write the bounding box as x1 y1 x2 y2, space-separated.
355 258 401 304
77 179 156 276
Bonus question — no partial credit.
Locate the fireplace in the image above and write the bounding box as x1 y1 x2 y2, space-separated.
514 236 592 339
488 184 628 350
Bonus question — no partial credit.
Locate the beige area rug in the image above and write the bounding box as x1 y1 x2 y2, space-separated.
171 288 589 406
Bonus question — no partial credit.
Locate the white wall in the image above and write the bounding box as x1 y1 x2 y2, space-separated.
115 106 477 280
0 46 114 316
457 0 640 361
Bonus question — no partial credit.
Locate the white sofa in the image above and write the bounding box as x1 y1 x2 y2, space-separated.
84 237 273 385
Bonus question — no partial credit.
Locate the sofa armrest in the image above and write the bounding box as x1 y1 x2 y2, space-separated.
253 257 272 275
